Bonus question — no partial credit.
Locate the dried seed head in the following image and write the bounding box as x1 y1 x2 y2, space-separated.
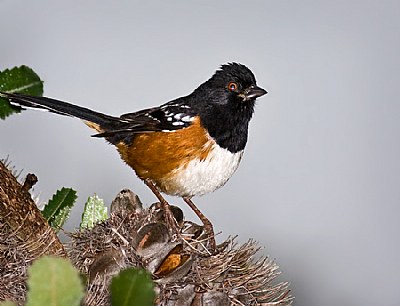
68 190 293 306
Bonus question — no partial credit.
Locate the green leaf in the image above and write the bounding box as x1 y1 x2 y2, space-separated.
111 268 155 306
42 188 77 231
80 194 108 230
0 65 43 119
26 256 84 306
50 206 72 233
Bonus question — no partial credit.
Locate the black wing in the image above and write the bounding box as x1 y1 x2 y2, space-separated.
94 99 198 143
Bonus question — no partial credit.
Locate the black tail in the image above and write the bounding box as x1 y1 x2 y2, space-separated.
0 91 120 132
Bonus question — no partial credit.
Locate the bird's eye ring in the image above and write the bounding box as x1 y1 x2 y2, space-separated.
228 82 238 91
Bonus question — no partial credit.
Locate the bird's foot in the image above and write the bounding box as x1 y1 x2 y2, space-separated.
183 197 217 254
144 179 182 236
144 180 217 254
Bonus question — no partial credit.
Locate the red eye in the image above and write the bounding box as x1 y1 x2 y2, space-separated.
228 82 238 91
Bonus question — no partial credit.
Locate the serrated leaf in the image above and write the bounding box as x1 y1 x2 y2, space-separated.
0 65 43 119
111 268 155 306
80 194 108 230
26 256 84 306
42 188 77 230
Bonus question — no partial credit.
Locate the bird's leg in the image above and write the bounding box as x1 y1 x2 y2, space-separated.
183 197 216 253
144 179 180 234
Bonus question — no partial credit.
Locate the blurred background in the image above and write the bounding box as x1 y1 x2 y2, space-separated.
1 1 399 305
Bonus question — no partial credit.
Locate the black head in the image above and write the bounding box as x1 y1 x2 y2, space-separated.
194 63 267 107
190 63 267 152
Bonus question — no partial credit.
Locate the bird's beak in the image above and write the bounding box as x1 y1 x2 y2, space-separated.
245 86 268 100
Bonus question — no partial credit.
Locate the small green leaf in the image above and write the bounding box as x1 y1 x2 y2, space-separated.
50 206 72 233
42 188 77 231
0 65 43 119
111 268 155 306
26 256 84 306
80 194 108 230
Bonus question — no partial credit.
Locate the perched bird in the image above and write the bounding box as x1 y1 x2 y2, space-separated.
0 63 267 252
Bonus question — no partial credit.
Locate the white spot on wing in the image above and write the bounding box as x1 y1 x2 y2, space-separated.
181 115 193 122
174 113 183 120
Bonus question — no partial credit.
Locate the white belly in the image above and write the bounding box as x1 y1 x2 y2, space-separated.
167 145 244 197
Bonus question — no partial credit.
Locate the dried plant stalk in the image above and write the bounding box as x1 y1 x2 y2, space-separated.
0 160 66 303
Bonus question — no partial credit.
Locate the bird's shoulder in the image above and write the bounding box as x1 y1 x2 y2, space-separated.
118 98 198 133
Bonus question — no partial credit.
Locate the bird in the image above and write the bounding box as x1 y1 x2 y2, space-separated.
0 63 267 253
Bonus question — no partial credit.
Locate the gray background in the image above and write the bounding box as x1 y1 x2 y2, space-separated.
1 1 399 305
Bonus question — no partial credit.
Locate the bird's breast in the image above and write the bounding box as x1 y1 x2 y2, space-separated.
164 144 244 197
116 116 244 197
